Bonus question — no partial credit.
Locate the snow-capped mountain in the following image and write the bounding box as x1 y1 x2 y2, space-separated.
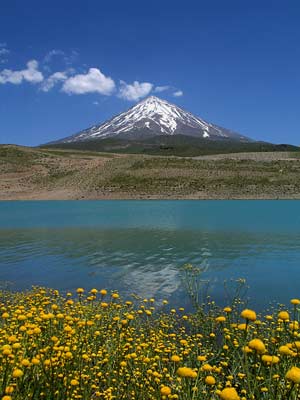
53 96 250 143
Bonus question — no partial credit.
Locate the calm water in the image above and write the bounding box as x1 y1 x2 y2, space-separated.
0 200 300 310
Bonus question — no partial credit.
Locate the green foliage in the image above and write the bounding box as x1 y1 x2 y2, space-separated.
43 135 299 157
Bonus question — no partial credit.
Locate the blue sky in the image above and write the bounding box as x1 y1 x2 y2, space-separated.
1 0 300 146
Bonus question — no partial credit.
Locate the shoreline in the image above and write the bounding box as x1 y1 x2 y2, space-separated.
2 193 300 200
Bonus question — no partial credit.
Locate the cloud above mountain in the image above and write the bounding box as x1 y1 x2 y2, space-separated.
154 85 170 93
118 80 153 101
173 90 183 97
0 60 43 85
40 71 69 92
62 68 115 95
0 49 183 101
43 49 79 68
0 43 9 64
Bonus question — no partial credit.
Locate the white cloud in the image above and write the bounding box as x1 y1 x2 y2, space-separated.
43 49 79 66
118 80 153 101
0 43 10 64
0 48 9 56
154 85 170 93
43 49 65 63
64 50 79 65
173 90 183 97
62 68 115 95
0 59 44 85
40 71 68 92
0 51 180 102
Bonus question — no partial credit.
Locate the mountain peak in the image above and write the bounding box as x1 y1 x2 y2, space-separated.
139 95 175 107
52 96 251 143
141 95 161 101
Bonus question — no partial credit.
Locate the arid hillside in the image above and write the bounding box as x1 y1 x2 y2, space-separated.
1 145 300 199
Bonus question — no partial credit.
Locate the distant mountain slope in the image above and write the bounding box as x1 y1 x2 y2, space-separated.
49 96 251 144
45 134 298 157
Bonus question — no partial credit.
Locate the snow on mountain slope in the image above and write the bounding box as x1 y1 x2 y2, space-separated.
53 96 251 143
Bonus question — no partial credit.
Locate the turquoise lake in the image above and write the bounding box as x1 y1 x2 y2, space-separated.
0 200 300 310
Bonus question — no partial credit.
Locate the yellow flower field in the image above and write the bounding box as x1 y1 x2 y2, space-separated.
1 287 300 399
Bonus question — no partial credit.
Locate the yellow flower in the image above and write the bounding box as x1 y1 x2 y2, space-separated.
2 345 12 356
223 307 232 313
2 396 12 400
279 345 293 356
289 321 299 330
205 375 216 385
201 363 213 372
70 379 79 386
12 369 23 378
177 367 197 378
4 387 14 394
216 316 226 323
241 309 256 321
278 311 289 321
21 359 30 367
219 387 240 400
112 293 119 299
243 346 252 354
171 355 180 362
76 288 84 294
294 341 300 350
286 366 300 384
100 289 107 296
248 339 266 354
261 355 280 365
160 386 171 396
291 298 300 305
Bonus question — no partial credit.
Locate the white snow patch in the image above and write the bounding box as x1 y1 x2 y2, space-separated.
58 96 245 142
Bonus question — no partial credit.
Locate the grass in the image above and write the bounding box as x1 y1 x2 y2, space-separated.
2 144 300 199
97 157 300 196
44 135 299 157
0 146 45 170
1 271 300 399
41 148 116 159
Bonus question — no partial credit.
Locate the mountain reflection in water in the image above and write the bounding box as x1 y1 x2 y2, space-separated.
1 226 300 310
